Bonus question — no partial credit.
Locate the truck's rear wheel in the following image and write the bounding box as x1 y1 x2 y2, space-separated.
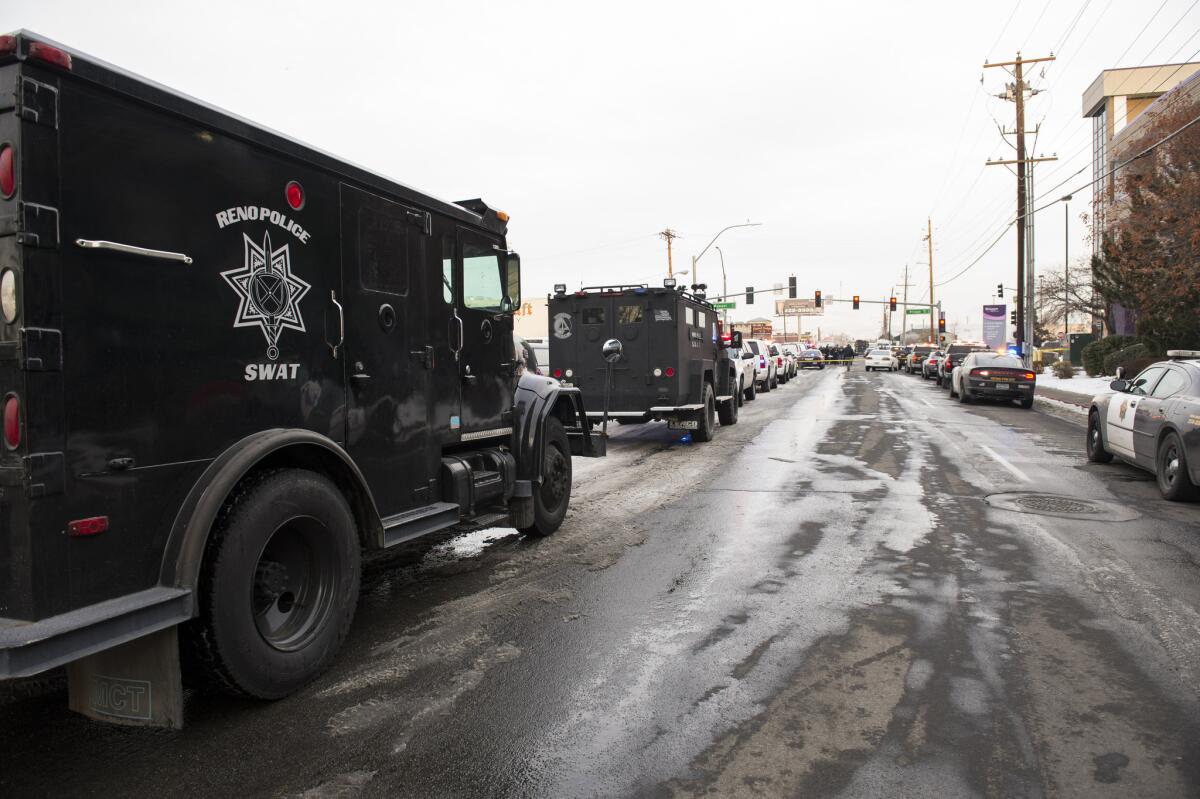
695 383 717 442
522 416 571 537
183 468 360 699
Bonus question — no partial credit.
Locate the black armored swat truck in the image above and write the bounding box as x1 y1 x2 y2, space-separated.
0 32 602 727
547 283 742 440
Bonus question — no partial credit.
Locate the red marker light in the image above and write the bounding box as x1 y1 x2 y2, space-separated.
68 516 109 537
552 368 562 378
3 394 19 449
28 42 72 70
0 145 13 198
664 367 675 377
0 35 16 58
285 180 304 210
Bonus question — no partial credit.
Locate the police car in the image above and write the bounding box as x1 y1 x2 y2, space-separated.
1086 351 1200 500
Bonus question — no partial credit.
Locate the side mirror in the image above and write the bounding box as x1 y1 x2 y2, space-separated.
504 252 521 309
1115 365 1126 379
602 338 623 364
1109 379 1129 392
730 331 743 349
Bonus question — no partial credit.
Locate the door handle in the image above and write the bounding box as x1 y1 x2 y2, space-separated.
330 290 345 358
351 372 372 382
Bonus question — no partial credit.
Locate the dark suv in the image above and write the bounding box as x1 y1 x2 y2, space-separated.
937 343 992 387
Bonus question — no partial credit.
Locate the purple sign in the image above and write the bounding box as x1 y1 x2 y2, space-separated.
982 304 1006 349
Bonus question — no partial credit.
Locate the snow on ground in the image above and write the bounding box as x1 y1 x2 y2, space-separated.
1037 367 1115 400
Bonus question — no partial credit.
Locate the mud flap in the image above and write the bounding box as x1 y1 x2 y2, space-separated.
66 626 184 729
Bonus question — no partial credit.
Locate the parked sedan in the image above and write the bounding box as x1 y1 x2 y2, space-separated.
949 353 1036 408
864 348 898 372
921 350 943 380
1086 352 1200 500
798 349 826 369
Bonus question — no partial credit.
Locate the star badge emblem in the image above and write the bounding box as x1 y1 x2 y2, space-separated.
221 232 311 360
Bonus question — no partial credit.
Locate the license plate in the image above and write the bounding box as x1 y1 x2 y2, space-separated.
994 383 1009 390
669 420 699 430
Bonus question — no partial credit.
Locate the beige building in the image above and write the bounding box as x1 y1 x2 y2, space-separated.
1083 61 1200 242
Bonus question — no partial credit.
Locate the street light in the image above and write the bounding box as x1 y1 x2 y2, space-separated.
692 222 761 286
1062 194 1072 340
715 246 728 324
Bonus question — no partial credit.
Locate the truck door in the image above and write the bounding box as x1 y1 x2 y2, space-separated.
339 185 433 516
456 228 515 436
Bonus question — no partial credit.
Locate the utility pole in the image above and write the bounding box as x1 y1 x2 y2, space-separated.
899 265 915 342
658 228 680 278
925 218 935 344
1062 194 1071 339
984 51 1056 368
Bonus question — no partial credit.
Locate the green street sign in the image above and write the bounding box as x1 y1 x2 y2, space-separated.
712 301 737 309
905 307 931 315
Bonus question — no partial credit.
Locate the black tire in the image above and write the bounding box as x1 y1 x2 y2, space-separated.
1086 411 1113 463
695 382 718 442
761 375 771 393
717 382 738 426
736 377 744 407
523 416 572 536
182 469 360 699
744 376 757 402
1019 395 1034 409
949 378 958 398
1156 431 1199 501
770 373 778 389
958 385 971 403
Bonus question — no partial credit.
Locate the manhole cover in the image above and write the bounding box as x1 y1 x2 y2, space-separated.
1016 495 1100 515
984 492 1140 522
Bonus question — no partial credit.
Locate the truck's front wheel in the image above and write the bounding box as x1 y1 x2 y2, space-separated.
522 416 572 537
183 468 360 699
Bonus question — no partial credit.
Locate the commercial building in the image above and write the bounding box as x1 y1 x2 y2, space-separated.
1082 61 1200 243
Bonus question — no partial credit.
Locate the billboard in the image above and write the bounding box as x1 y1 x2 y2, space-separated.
982 304 1006 349
774 299 823 316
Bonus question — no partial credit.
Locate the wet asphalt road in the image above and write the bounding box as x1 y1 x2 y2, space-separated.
3 366 1200 798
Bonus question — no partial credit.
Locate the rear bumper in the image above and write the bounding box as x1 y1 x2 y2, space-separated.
967 381 1034 398
0 587 192 679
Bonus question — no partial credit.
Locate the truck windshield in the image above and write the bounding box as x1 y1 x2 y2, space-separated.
463 241 503 310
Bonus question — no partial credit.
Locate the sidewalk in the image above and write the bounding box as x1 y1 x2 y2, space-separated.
1034 368 1113 414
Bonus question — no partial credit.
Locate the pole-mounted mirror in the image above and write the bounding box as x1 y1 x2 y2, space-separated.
602 338 623 363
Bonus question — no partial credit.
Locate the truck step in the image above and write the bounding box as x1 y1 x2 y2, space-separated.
381 502 460 548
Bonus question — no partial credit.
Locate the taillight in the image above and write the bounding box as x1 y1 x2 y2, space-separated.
3 394 19 449
0 144 14 199
777 356 783 366
27 42 73 70
0 35 17 57
759 356 766 368
972 369 987 377
68 516 109 537
1024 372 1036 380
664 367 675 377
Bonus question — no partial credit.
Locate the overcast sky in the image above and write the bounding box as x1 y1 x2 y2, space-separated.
6 1 1198 339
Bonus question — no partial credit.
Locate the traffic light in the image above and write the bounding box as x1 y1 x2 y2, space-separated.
814 290 822 308
788 276 797 299
937 316 946 333
997 283 1004 298
889 297 897 311
852 295 860 310
746 286 754 305
1010 309 1017 325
